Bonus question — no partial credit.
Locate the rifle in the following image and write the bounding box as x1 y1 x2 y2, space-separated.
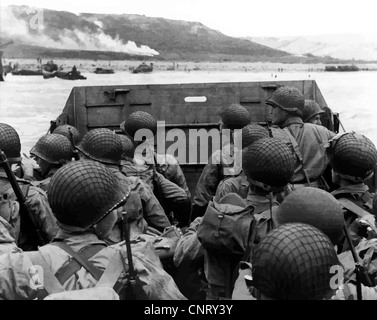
152 154 171 222
343 220 374 300
119 211 137 300
0 148 46 248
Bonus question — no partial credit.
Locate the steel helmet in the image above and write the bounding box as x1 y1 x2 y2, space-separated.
30 134 74 165
251 223 340 300
0 123 21 160
76 128 122 165
241 124 270 149
243 138 295 188
121 111 157 139
327 132 377 182
52 124 80 145
266 86 305 117
218 104 251 129
302 100 324 122
118 134 135 160
273 187 344 245
48 161 127 228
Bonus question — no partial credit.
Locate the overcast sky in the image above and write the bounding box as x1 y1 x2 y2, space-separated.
2 0 377 37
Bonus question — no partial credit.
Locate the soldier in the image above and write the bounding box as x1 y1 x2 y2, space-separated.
200 138 296 300
119 134 191 228
272 187 345 246
0 161 186 300
172 124 268 299
75 128 171 237
239 137 295 214
192 104 251 219
326 131 377 252
0 123 58 251
303 99 325 125
236 223 340 300
271 186 377 300
52 124 81 146
214 124 270 200
29 133 74 192
120 111 191 198
266 86 336 189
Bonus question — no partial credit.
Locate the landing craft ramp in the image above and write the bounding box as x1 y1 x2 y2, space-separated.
53 80 338 196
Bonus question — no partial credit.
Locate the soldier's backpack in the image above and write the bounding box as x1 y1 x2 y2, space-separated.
197 193 254 255
198 193 279 299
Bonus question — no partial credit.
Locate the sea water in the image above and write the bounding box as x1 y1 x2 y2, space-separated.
1 67 377 154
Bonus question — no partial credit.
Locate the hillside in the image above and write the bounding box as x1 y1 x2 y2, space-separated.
0 5 366 64
247 33 377 62
0 5 291 62
0 5 323 63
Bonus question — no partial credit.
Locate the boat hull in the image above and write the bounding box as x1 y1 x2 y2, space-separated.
51 79 338 196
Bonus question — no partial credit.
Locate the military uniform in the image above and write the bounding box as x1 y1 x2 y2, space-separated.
76 128 171 234
192 104 251 219
121 111 191 199
201 138 296 299
119 133 191 227
233 223 340 300
0 123 59 250
134 148 191 198
192 142 242 219
215 173 250 200
0 216 22 255
111 167 171 233
266 87 335 187
0 161 186 300
327 132 377 252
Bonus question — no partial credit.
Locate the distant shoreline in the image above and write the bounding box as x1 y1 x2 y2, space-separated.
4 58 377 74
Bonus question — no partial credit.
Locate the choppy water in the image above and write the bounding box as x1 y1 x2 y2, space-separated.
1 68 377 154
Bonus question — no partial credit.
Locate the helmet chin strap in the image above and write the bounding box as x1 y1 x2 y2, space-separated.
249 178 285 194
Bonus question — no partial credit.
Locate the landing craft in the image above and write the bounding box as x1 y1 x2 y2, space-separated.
325 65 359 72
94 67 115 74
43 71 87 80
48 79 362 196
12 69 43 76
132 62 154 74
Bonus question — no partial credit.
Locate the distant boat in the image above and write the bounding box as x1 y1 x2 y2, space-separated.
132 62 153 74
43 71 86 80
94 67 115 74
57 72 87 80
12 69 43 76
325 65 359 72
41 61 58 73
43 72 57 79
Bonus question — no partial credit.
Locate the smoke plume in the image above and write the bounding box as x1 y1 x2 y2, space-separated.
0 6 159 56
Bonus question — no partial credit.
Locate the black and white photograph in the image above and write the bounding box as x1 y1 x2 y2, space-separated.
1 0 377 306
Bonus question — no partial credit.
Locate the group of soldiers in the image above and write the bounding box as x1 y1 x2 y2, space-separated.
1 85 377 300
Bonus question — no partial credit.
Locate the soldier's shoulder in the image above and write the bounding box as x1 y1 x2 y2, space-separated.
304 122 335 136
27 184 48 198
